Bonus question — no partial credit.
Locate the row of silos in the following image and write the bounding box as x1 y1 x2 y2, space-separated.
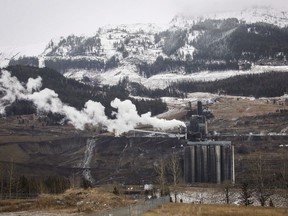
184 141 235 184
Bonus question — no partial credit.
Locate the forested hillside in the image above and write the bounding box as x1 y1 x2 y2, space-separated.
192 19 288 62
173 72 288 97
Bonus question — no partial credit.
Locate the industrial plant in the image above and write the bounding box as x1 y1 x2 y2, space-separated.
183 101 235 184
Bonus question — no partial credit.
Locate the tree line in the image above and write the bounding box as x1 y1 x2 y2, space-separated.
137 56 239 78
127 71 288 99
172 72 288 98
0 160 92 199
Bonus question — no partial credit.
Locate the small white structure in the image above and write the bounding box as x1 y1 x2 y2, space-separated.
144 184 154 190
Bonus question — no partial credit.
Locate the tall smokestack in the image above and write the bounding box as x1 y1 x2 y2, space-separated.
188 101 192 111
197 101 203 115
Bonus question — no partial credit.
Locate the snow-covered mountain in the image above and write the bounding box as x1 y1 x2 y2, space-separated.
2 6 288 90
170 6 288 28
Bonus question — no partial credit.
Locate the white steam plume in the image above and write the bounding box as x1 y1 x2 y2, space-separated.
0 70 27 113
0 70 186 134
26 76 42 93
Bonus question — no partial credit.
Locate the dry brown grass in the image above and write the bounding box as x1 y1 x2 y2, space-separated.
143 203 288 216
209 97 283 120
0 199 37 212
0 188 133 214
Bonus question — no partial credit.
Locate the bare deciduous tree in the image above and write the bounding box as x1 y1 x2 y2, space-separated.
222 180 233 204
279 150 288 207
167 152 182 202
168 152 182 188
154 157 167 196
69 173 81 189
240 182 254 206
8 158 14 198
0 162 3 196
253 152 273 206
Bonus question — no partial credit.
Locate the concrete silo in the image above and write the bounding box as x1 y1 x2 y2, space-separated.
184 141 235 184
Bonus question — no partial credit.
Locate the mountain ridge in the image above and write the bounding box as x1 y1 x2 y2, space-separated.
2 6 288 90
170 6 288 28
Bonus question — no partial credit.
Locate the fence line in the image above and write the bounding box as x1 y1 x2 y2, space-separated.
92 196 170 216
0 193 38 199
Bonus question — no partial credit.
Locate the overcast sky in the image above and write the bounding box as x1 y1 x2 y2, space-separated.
0 0 287 47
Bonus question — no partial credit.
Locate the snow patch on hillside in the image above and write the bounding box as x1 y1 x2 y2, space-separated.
98 63 143 86
144 65 288 89
161 92 218 108
101 23 169 34
64 65 288 90
64 63 143 86
171 6 288 28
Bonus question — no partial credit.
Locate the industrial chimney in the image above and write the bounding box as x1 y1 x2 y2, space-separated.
197 101 203 115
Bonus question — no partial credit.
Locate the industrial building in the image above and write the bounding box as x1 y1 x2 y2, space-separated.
184 101 235 184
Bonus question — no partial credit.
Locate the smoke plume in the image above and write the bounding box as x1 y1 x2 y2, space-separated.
0 70 186 134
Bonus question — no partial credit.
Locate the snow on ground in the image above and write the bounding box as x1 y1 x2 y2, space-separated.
172 190 287 208
129 95 154 101
101 23 169 35
162 92 218 107
97 63 142 86
69 65 286 90
64 69 99 82
171 6 288 29
99 33 118 59
98 23 168 62
144 65 288 89
153 65 288 89
64 62 143 86
63 64 288 91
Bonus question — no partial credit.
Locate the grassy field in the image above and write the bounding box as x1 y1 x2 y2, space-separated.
208 96 284 120
143 203 288 216
0 188 133 214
